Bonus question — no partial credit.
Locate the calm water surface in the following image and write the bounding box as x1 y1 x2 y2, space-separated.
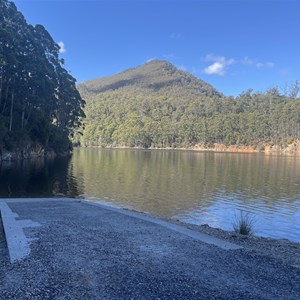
1 148 300 243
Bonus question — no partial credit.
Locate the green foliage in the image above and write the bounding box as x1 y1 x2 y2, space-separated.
78 61 300 149
0 0 85 155
48 125 71 154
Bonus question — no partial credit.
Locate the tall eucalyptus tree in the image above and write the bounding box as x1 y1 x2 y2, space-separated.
0 0 85 154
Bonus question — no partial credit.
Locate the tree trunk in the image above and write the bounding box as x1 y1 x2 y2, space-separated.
21 109 25 129
9 89 14 131
1 81 10 113
0 67 3 109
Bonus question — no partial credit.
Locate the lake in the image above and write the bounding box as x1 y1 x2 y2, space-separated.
1 148 300 243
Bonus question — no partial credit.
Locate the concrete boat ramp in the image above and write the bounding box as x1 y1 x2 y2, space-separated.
0 198 299 299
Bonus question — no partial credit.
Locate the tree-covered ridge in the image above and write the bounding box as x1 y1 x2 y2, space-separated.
0 0 85 155
78 61 300 149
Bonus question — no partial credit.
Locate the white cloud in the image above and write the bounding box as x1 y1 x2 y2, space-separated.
203 54 235 76
204 54 235 65
202 54 274 76
58 41 66 54
242 56 274 69
204 62 225 76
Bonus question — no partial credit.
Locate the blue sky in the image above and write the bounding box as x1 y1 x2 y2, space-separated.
13 0 300 96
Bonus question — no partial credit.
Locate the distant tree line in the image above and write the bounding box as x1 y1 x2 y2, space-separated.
0 0 85 155
81 84 300 149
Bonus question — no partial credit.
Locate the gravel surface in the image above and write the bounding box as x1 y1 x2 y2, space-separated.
0 199 300 300
171 221 300 269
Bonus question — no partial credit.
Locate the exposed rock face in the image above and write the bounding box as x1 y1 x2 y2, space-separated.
98 142 300 155
191 144 257 153
0 144 45 162
190 142 300 154
264 142 300 155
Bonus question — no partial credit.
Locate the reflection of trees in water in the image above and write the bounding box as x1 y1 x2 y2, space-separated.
0 156 82 197
2 150 299 204
71 149 300 217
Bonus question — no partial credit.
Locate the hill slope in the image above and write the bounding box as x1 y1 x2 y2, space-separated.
77 61 300 150
78 60 223 99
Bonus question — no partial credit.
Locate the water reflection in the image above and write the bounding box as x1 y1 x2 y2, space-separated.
71 149 300 242
0 156 81 198
1 148 300 242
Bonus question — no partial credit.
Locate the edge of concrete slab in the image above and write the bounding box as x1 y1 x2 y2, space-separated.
0 198 242 252
82 200 242 251
0 201 41 263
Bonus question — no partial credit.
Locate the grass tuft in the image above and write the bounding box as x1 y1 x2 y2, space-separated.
232 212 255 235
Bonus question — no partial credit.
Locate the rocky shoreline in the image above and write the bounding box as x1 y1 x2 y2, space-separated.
0 144 70 162
0 144 46 162
3 141 300 161
85 141 300 155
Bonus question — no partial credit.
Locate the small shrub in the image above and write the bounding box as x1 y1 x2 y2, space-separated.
232 212 255 235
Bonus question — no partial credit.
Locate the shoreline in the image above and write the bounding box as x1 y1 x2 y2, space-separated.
0 148 70 163
174 219 300 268
79 198 300 267
80 197 300 245
79 141 300 156
2 142 300 161
77 197 300 266
86 199 300 269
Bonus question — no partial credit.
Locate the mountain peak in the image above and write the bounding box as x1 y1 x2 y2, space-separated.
144 59 172 66
78 60 222 99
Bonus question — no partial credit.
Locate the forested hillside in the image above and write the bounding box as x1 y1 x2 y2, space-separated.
0 0 85 159
78 60 300 150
